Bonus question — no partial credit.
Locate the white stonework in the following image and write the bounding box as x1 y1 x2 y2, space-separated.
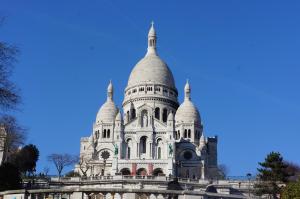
0 126 7 165
75 23 219 180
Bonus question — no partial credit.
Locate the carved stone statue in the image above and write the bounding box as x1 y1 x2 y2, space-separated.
142 112 148 127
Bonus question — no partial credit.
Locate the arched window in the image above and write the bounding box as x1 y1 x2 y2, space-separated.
162 108 168 123
184 129 187 138
158 147 161 159
140 136 147 154
107 129 110 138
127 147 131 159
155 107 160 120
126 111 130 121
103 129 107 138
126 139 132 159
188 129 191 138
131 109 136 119
177 130 180 139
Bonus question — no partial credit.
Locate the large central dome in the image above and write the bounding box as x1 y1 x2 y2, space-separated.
126 23 176 90
127 54 176 88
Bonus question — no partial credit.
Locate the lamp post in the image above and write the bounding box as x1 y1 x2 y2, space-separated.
246 173 252 197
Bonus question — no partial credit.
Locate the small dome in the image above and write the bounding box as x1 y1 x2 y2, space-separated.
96 81 118 123
115 110 122 121
175 81 201 124
96 101 118 123
127 55 176 88
175 100 201 124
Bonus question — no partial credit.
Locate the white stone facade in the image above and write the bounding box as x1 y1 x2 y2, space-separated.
75 23 219 180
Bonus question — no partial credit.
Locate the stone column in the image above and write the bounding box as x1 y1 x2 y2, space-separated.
149 142 152 158
201 160 205 180
71 192 83 199
147 141 152 158
137 143 139 158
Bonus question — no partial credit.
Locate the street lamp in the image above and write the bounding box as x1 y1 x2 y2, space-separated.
246 173 252 197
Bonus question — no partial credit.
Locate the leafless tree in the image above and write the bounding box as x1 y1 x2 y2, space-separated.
284 161 300 181
47 153 78 177
0 116 26 162
0 18 25 161
0 38 20 111
43 166 50 176
218 164 229 179
79 155 91 177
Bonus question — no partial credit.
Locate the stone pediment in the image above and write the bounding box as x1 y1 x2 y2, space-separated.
153 119 167 131
136 103 154 112
124 117 145 132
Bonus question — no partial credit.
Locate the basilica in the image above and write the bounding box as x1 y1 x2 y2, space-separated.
75 23 219 180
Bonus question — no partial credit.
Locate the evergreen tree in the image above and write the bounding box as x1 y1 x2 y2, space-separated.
10 144 39 176
0 162 21 191
255 152 289 198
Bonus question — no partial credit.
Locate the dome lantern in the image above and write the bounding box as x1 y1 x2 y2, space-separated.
107 80 113 101
146 21 157 56
184 79 191 101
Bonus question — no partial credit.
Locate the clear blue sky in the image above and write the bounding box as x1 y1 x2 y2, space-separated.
1 0 300 176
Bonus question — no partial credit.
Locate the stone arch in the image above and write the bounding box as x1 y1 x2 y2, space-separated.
90 193 105 199
120 168 131 175
125 138 133 159
138 194 149 199
157 147 162 159
137 168 147 176
155 136 164 143
156 138 163 159
153 168 164 176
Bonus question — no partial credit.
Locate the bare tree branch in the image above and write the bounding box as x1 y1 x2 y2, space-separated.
79 155 91 177
47 153 78 177
0 42 20 111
